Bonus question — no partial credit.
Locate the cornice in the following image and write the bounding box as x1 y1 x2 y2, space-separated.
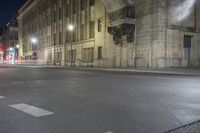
17 0 40 20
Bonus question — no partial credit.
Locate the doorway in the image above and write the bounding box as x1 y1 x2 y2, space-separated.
183 35 193 67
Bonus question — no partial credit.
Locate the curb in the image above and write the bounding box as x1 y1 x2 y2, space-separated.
1 64 200 76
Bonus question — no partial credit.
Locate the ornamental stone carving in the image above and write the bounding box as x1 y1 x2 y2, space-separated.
101 0 136 45
108 24 135 45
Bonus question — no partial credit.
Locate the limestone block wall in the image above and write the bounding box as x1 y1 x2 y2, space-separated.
166 30 183 67
134 0 200 68
197 0 200 32
93 0 108 67
166 0 200 67
134 0 167 68
166 31 200 68
151 0 167 68
134 0 153 68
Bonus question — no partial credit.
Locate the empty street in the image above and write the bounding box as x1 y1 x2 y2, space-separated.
0 66 200 133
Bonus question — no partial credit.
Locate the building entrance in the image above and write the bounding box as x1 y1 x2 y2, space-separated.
183 35 193 67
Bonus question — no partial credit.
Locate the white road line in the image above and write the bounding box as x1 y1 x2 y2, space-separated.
105 131 114 133
0 96 5 99
9 103 54 117
11 82 24 84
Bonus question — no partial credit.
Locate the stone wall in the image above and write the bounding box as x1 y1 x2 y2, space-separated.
18 0 200 68
134 0 200 68
134 0 152 68
166 0 200 67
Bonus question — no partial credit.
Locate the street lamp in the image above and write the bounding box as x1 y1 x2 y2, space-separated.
16 44 20 48
68 24 74 31
30 37 38 44
30 37 38 61
9 47 14 51
67 24 74 67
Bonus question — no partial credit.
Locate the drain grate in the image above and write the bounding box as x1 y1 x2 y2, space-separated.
165 120 200 133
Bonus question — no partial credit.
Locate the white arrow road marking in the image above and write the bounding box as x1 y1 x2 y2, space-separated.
9 103 54 117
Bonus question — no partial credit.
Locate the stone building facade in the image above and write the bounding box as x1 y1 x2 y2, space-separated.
17 0 200 68
0 16 19 60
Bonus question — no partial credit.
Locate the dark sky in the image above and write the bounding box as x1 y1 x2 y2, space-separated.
0 0 27 26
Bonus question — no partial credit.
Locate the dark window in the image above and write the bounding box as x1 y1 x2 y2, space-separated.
59 7 62 20
66 4 69 17
68 50 76 63
80 24 85 40
65 31 69 43
73 0 77 14
184 35 192 48
82 48 94 63
126 6 135 18
81 0 87 10
89 21 95 38
59 31 62 44
98 47 102 59
54 33 56 45
90 0 95 6
72 29 76 42
53 11 56 22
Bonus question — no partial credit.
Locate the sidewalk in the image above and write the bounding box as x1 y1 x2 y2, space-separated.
1 64 200 76
74 67 200 76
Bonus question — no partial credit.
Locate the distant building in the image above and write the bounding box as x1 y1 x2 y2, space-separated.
17 0 200 68
0 16 19 62
0 27 7 60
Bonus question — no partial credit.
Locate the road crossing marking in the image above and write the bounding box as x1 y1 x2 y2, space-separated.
0 95 5 99
9 103 54 117
11 82 24 84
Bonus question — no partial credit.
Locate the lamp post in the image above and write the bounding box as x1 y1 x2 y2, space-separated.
68 24 74 67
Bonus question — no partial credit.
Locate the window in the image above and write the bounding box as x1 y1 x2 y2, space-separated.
90 0 95 6
53 10 56 22
80 24 85 40
72 29 76 42
89 21 95 38
98 47 102 59
65 31 69 43
98 18 103 32
73 0 77 14
65 4 69 17
184 35 192 48
126 6 135 18
53 33 56 45
81 0 87 10
82 48 94 63
59 31 62 44
59 7 62 20
67 50 76 63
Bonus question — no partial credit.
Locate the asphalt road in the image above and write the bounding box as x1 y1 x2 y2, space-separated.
0 67 200 133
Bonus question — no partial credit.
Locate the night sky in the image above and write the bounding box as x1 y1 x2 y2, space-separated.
0 0 27 26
